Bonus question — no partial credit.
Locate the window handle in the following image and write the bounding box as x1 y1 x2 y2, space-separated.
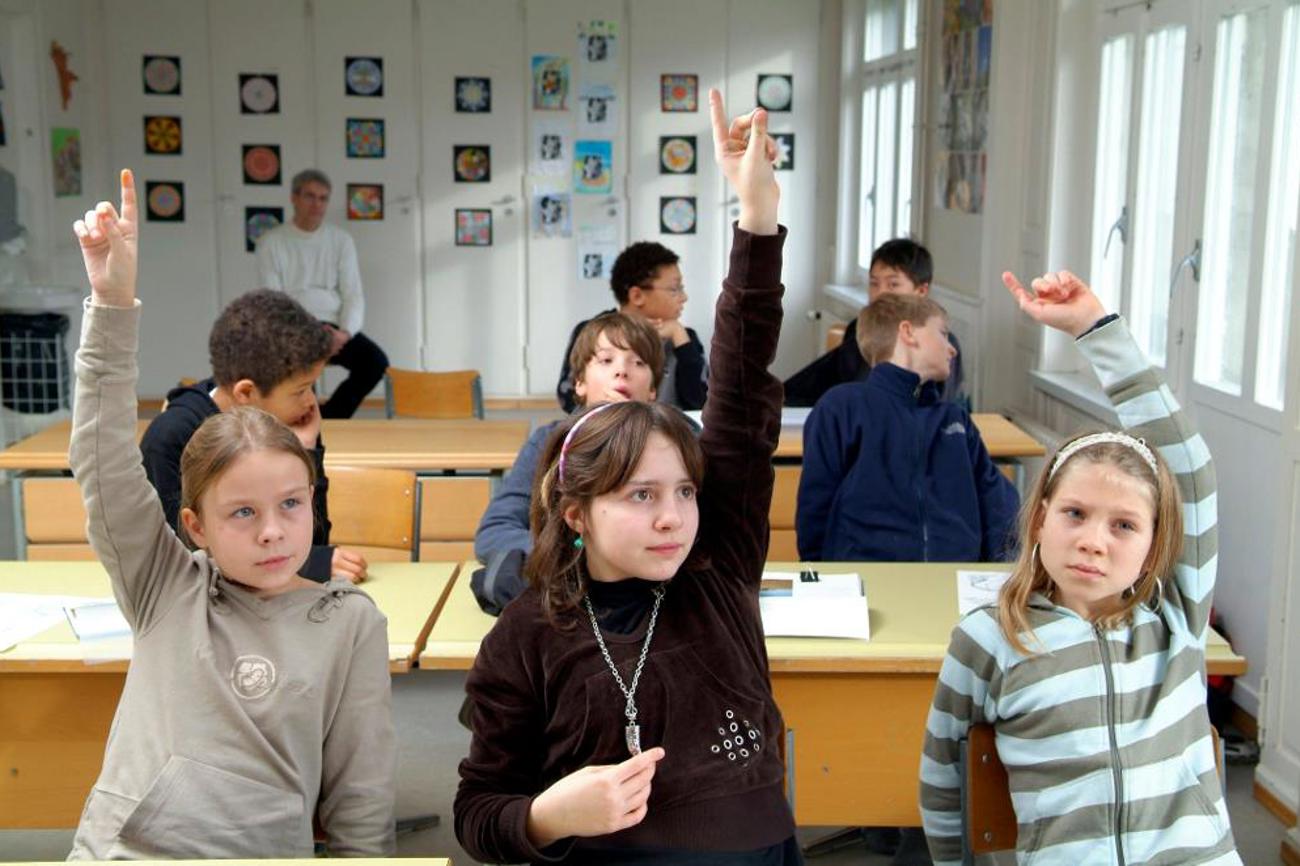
1170 239 1201 295
1103 205 1129 258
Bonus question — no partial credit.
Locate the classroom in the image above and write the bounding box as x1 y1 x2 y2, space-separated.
0 0 1297 863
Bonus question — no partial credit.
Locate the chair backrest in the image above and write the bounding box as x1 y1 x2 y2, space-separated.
963 723 1225 861
325 466 419 561
384 367 484 419
826 323 847 351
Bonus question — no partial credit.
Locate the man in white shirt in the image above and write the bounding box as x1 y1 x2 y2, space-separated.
255 169 389 418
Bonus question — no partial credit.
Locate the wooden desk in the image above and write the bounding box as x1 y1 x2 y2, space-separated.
0 417 529 472
0 561 459 828
774 412 1045 460
420 561 1246 828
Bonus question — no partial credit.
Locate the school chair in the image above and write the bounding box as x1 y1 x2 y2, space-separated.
826 323 846 351
768 465 800 560
20 477 95 560
959 723 1225 864
383 366 485 419
324 466 420 562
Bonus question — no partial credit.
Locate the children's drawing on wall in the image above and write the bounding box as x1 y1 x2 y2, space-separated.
145 181 184 222
239 73 279 114
659 196 697 235
346 118 385 158
771 133 795 171
455 209 492 246
578 84 616 137
50 128 81 197
144 116 182 155
455 77 491 113
755 74 793 112
577 242 618 281
244 206 283 252
242 144 281 185
532 56 569 111
935 0 991 214
660 74 698 112
531 121 568 175
142 55 181 96
573 139 612 195
345 57 384 97
532 189 572 239
346 183 384 220
659 136 697 175
49 42 78 110
454 145 491 183
578 20 616 65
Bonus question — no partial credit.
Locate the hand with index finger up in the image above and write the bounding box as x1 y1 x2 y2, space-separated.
73 169 139 309
709 89 780 236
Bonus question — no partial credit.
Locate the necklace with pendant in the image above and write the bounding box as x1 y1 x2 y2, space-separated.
583 584 666 756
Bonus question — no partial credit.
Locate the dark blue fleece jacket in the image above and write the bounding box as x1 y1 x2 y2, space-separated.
795 362 1019 563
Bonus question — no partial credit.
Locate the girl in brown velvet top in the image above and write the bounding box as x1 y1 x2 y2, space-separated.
454 91 800 865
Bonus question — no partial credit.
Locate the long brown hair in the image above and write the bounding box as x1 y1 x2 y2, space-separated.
997 432 1183 655
526 401 705 622
178 406 316 545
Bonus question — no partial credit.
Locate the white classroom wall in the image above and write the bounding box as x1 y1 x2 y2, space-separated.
0 0 830 397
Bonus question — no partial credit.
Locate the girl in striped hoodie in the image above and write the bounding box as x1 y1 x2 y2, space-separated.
920 270 1239 865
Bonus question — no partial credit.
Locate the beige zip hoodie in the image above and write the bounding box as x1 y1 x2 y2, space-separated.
67 299 395 858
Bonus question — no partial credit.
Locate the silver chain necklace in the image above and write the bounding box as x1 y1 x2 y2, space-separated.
582 584 666 756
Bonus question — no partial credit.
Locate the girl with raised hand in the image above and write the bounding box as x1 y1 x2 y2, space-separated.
920 270 1238 865
454 90 800 864
67 170 395 858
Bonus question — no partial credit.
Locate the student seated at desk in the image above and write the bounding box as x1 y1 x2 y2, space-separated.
67 171 395 858
796 293 1018 563
920 271 1239 865
783 238 964 407
456 90 802 864
139 288 367 582
556 241 708 413
473 312 665 614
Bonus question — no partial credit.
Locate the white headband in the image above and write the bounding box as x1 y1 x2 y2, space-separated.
1048 432 1158 480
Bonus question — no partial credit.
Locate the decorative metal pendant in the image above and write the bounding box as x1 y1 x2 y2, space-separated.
625 723 642 756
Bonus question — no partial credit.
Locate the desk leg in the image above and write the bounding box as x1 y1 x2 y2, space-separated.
0 672 121 828
772 672 934 827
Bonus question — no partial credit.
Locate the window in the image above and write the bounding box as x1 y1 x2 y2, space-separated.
843 0 921 275
1254 3 1300 410
1088 35 1134 314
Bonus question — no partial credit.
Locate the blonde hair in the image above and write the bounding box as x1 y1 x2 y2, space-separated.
178 406 316 545
997 432 1184 654
856 293 947 365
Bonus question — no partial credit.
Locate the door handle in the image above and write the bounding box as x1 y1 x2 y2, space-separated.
1103 205 1129 259
1170 239 1201 296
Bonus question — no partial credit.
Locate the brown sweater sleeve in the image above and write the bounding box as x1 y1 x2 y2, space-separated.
696 225 787 588
454 612 571 864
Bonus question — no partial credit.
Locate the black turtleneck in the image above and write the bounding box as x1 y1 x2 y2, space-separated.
585 577 660 634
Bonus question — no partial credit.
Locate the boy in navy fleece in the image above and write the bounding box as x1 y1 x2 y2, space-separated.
796 293 1017 563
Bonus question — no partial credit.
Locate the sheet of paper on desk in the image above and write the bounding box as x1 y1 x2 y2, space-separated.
65 601 133 662
956 570 1011 615
760 571 863 598
760 596 871 639
0 593 106 652
683 407 811 430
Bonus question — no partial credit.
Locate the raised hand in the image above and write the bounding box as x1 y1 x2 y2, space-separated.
73 169 138 308
709 89 779 236
1002 269 1108 338
526 747 665 848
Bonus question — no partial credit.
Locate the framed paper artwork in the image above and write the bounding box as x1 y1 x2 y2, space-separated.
660 196 697 234
145 181 184 222
660 74 697 112
345 57 384 97
454 145 491 182
659 135 696 174
455 77 491 113
144 115 182 155
142 55 180 95
242 144 281 185
347 183 384 220
244 206 283 252
346 118 385 158
455 209 492 246
239 73 279 114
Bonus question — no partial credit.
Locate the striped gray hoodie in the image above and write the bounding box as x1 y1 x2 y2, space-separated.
919 317 1240 865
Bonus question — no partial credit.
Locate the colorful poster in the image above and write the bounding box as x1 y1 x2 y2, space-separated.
578 242 619 281
532 191 572 238
145 181 184 222
660 196 697 234
755 74 793 112
242 144 281 185
455 209 492 246
935 0 991 214
455 77 491 113
578 20 617 65
50 128 81 197
659 135 697 174
532 56 569 110
142 55 180 95
345 57 384 97
347 183 384 220
346 118 385 158
573 139 612 194
239 73 279 114
660 74 698 112
454 145 491 182
143 116 181 155
244 206 283 252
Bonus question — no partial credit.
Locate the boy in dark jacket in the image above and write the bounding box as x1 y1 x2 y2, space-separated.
784 238 963 407
796 292 1017 563
139 290 365 582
